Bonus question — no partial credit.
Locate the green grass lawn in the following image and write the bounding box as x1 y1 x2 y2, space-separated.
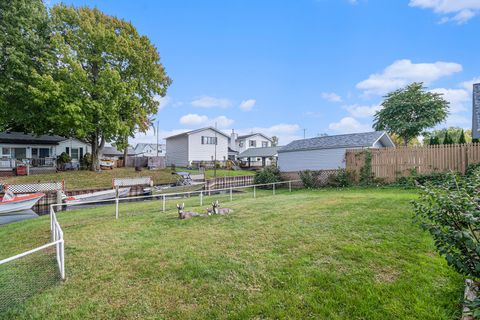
1 168 255 191
0 188 463 319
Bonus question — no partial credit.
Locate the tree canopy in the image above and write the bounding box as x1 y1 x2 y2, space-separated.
0 0 52 132
373 82 449 146
2 3 171 170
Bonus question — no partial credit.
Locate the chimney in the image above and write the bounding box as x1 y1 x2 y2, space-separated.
230 129 238 151
473 83 480 140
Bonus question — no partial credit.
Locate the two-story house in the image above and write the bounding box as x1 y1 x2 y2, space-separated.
229 131 274 166
165 127 229 167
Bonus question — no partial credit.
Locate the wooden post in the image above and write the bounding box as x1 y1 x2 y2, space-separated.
200 191 203 206
230 187 233 201
289 181 292 192
253 185 256 198
162 194 166 212
115 185 119 220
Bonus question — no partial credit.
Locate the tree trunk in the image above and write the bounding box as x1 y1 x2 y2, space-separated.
403 136 409 147
123 144 128 168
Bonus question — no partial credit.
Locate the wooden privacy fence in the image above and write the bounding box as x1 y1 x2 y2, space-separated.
346 144 480 183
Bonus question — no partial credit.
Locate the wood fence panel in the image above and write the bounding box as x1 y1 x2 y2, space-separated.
346 143 480 183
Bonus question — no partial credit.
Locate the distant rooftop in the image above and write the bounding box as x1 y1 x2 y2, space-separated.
0 131 67 145
238 146 282 158
279 131 389 153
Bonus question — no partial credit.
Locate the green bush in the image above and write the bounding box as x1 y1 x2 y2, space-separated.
413 169 480 318
57 152 71 164
328 168 353 187
254 166 282 189
80 153 92 170
299 170 318 189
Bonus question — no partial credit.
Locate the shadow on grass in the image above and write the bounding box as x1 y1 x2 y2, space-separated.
0 247 61 316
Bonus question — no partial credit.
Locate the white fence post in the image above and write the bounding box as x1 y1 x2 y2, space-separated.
289 181 292 192
60 239 65 280
273 183 276 195
230 187 233 201
200 191 203 206
253 185 256 198
115 186 119 220
162 194 166 212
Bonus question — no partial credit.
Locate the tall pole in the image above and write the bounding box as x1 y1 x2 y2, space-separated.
303 129 306 140
156 120 159 157
214 122 217 178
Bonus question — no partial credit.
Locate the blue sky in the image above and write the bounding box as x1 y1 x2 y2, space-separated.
49 0 480 145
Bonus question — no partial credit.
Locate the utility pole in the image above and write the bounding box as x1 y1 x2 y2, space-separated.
303 128 306 139
214 122 217 178
156 120 159 157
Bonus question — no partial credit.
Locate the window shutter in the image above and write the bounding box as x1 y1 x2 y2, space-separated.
66 147 70 155
80 147 84 159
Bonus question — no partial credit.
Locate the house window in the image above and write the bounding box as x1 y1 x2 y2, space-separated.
262 141 268 147
71 148 79 161
249 140 256 147
201 136 217 145
12 148 26 159
39 148 50 158
2 147 10 157
239 141 244 148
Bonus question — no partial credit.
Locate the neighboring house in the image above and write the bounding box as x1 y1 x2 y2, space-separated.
278 131 394 172
238 146 281 168
100 146 137 160
134 143 166 157
229 131 272 154
165 127 229 167
0 132 90 170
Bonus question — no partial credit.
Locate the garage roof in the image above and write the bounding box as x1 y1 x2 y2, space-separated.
279 131 392 153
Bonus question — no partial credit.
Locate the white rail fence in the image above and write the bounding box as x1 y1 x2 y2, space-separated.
1 179 302 286
50 180 303 219
0 207 65 280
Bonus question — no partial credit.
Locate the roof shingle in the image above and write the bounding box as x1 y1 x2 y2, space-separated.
278 131 387 153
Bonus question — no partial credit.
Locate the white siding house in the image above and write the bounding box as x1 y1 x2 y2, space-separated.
278 131 394 172
134 143 166 157
166 127 229 167
230 132 272 154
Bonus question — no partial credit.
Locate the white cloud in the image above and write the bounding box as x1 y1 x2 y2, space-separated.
179 113 234 128
328 117 372 134
430 88 470 113
191 96 232 108
213 115 235 128
345 104 382 118
155 95 171 110
131 128 187 145
409 0 480 23
321 92 343 103
356 59 463 96
179 113 209 125
460 77 480 91
445 114 470 127
239 99 256 111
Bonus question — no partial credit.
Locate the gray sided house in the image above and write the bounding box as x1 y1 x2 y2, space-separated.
165 127 230 167
0 131 91 173
278 131 394 172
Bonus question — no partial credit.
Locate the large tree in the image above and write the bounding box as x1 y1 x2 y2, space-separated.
373 82 449 146
0 0 52 131
37 5 171 170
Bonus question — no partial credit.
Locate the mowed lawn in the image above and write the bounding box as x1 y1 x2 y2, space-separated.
0 188 463 319
1 167 254 190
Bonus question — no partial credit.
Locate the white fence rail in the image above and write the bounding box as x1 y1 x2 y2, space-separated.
0 207 65 280
51 180 303 219
0 179 303 286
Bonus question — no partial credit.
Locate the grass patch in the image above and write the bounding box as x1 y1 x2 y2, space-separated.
0 188 463 319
